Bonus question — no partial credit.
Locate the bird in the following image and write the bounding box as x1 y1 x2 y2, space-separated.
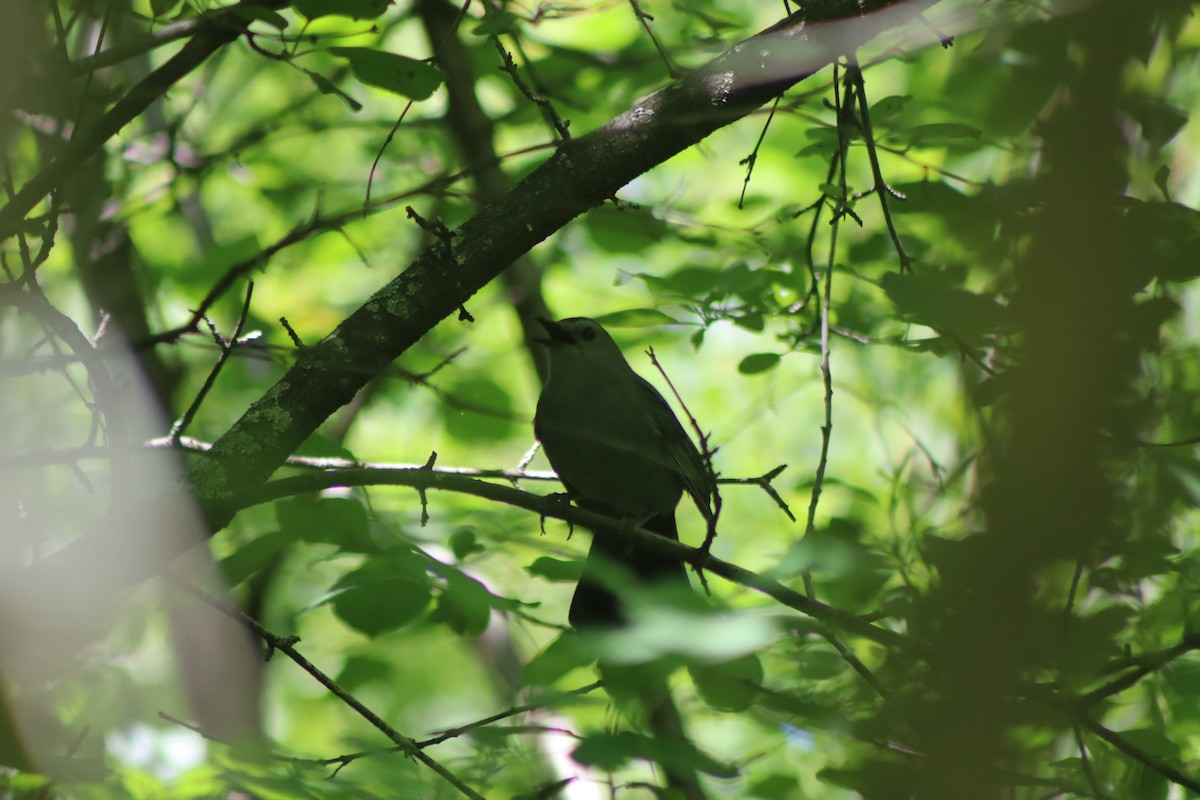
533 317 713 627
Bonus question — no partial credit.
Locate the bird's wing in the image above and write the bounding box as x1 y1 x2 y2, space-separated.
636 375 715 520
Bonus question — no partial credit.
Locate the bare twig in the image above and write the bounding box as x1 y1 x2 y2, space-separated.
168 578 487 800
800 62 848 598
846 58 911 272
169 282 256 444
627 0 678 77
492 40 571 141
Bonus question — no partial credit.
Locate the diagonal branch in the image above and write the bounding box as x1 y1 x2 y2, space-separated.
24 0 941 609
187 0 939 512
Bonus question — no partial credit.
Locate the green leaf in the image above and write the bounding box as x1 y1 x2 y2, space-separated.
583 205 670 253
638 265 723 297
1119 198 1200 282
294 0 392 19
592 308 680 328
818 182 846 200
904 122 982 146
525 556 583 582
689 653 763 711
304 69 363 112
326 554 432 636
150 0 181 17
521 634 594 687
589 607 776 664
328 47 445 100
275 495 374 551
737 352 780 374
471 10 520 36
439 375 518 442
572 731 738 777
430 571 493 636
794 642 849 680
229 5 289 29
868 94 910 121
219 529 288 586
747 773 801 799
880 270 1009 342
449 527 484 560
1125 93 1189 148
336 654 392 691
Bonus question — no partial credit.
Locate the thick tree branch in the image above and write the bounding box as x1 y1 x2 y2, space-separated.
186 0 936 510
22 0 939 617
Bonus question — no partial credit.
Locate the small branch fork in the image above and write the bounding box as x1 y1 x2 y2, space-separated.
169 281 257 444
492 39 571 141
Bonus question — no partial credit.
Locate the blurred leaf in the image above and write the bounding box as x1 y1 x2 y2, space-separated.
326 553 432 636
275 495 374 550
449 527 485 560
525 556 583 582
522 634 594 687
794 642 849 681
219 529 288 586
738 352 780 374
572 731 738 777
747 772 801 799
328 47 445 100
689 653 763 711
430 570 494 636
336 654 392 691
820 759 917 797
869 94 910 122
589 607 777 664
304 69 363 111
149 0 181 17
583 205 670 253
1119 198 1200 282
1125 93 1188 148
440 375 518 442
230 5 288 28
294 0 392 19
592 308 681 327
903 122 982 147
471 10 520 35
881 270 1009 342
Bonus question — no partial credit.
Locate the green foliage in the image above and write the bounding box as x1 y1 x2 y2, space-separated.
4 0 1200 799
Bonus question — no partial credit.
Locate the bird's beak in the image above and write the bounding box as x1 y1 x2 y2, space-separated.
535 317 573 346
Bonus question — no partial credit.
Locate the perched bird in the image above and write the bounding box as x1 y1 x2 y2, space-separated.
534 317 713 627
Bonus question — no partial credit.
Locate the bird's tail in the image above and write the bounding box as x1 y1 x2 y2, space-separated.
568 511 687 628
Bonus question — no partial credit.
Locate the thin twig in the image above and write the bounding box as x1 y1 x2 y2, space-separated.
800 63 847 598
846 58 911 272
738 97 781 209
417 682 602 748
366 101 415 207
492 39 570 141
626 0 677 77
170 281 256 444
167 578 488 800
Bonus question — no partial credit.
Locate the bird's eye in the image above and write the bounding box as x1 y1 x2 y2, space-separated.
581 327 597 341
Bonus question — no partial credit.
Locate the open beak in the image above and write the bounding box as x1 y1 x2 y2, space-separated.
535 317 573 346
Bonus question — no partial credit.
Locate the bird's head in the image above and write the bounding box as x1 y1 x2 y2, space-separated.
535 317 627 371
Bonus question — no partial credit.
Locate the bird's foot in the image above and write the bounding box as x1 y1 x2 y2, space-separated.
540 492 576 538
